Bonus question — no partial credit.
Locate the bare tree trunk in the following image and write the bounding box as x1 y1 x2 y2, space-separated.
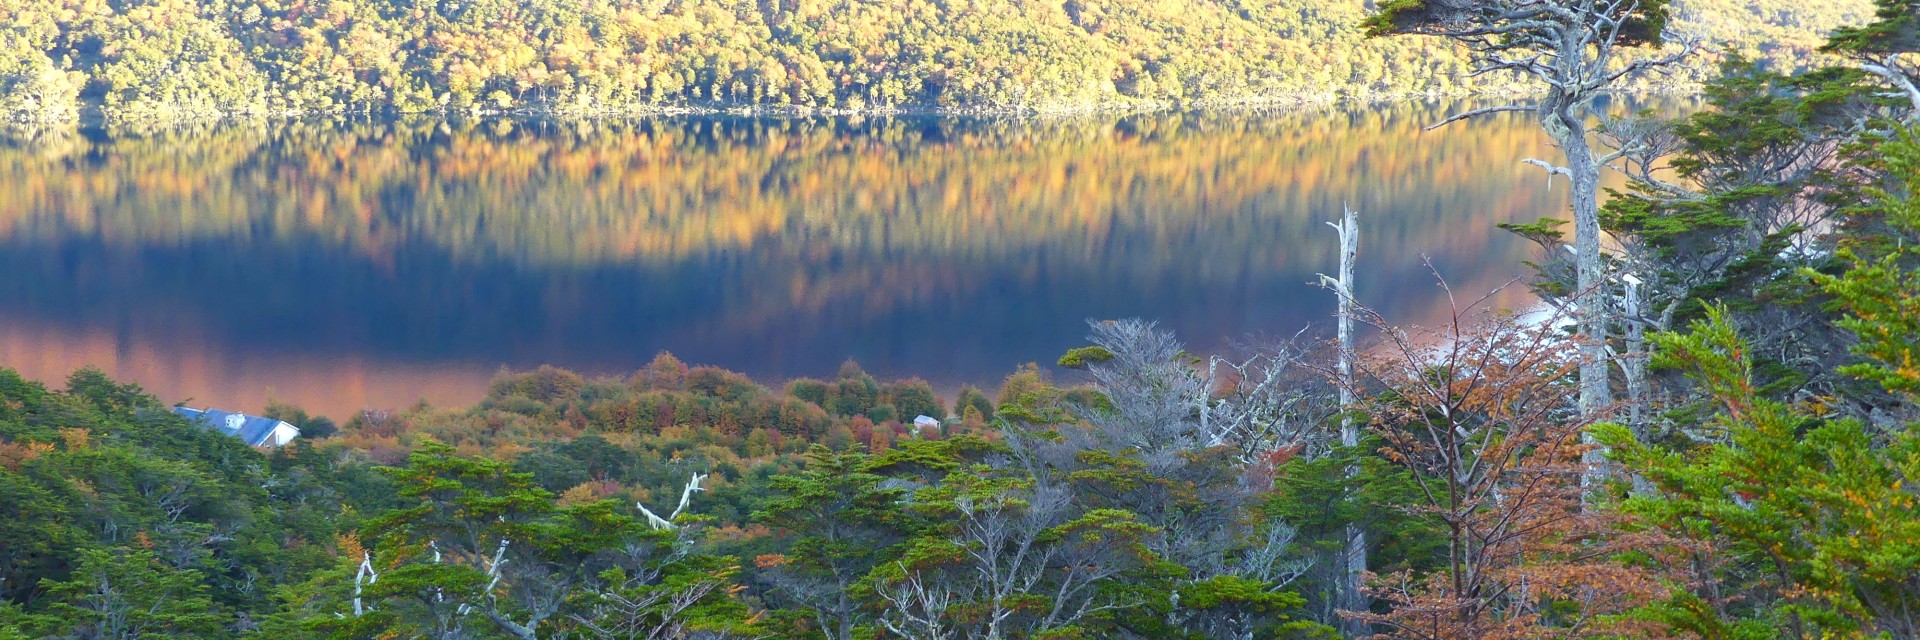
1544 107 1612 491
1324 206 1368 635
1619 276 1658 495
1620 277 1646 428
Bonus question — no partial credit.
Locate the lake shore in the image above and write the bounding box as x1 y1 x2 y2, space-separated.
4 84 1703 135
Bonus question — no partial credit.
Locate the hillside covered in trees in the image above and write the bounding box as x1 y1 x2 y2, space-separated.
0 0 1875 123
4 34 1920 634
4 1 1920 639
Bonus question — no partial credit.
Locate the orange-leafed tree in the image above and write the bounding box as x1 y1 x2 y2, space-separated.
1342 276 1676 639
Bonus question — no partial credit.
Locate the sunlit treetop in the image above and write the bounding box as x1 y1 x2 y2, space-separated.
1823 0 1919 55
1363 0 1675 49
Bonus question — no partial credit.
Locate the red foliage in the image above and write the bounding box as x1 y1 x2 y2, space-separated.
1340 292 1683 639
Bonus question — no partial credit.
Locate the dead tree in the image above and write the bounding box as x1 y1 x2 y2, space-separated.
1317 205 1368 634
637 473 708 530
1203 333 1331 464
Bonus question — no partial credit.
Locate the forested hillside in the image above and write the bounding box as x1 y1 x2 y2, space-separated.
4 68 1920 636
4 0 1920 639
0 0 1873 122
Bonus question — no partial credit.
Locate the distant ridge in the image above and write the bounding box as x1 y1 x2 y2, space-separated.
0 0 1874 123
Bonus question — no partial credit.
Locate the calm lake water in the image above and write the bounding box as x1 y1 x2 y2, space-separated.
0 103 1588 418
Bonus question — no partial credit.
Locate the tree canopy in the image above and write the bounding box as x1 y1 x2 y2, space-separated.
0 0 1877 124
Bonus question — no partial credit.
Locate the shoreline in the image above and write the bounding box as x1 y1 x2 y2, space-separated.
6 84 1702 134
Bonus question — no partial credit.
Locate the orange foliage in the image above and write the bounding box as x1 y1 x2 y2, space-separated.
558 482 604 507
1344 292 1683 639
0 440 53 471
56 427 89 450
337 531 366 561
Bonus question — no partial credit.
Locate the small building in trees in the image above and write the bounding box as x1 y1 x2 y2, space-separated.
172 406 300 447
912 414 941 436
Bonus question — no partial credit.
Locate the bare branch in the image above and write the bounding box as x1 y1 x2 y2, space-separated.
1521 158 1572 177
1426 104 1535 131
1861 56 1920 118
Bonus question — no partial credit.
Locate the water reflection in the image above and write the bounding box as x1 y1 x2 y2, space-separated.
0 105 1583 417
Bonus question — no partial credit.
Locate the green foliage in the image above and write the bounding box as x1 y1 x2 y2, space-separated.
780 361 942 423
885 379 943 421
1595 61 1855 323
488 365 589 404
39 546 226 639
1810 125 1920 395
0 603 45 640
1497 217 1569 248
0 48 82 125
0 366 367 629
329 440 761 638
7 56 1920 634
954 385 995 423
1055 346 1115 369
1822 0 1919 55
752 445 909 637
1267 436 1443 609
1600 308 1920 637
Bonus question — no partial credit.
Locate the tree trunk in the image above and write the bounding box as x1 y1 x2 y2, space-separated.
1327 206 1368 635
838 585 855 640
1621 277 1645 430
1546 107 1613 490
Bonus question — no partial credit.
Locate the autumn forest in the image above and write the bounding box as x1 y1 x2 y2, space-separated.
0 0 1881 122
3 0 1920 639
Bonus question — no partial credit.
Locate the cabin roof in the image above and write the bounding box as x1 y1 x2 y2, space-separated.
172 407 298 446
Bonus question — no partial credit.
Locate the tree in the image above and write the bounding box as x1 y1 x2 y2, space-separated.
1822 0 1919 119
634 353 692 392
1563 60 1862 436
1267 433 1442 630
1342 283 1670 638
1038 320 1318 638
0 602 48 640
752 447 906 640
1599 308 1920 637
347 440 754 639
39 546 226 639
1316 204 1367 633
883 380 943 422
265 399 339 439
1810 124 1920 397
1068 319 1209 450
568 555 759 640
994 364 1055 424
0 460 80 605
743 429 775 457
953 386 995 423
0 52 84 124
1365 0 1696 467
866 471 1161 640
352 440 562 639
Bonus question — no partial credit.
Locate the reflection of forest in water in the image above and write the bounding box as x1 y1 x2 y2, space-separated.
0 103 1610 416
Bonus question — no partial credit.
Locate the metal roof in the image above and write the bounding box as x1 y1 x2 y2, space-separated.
171 407 298 446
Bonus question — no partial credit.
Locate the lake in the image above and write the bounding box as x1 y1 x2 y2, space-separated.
0 103 1585 418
